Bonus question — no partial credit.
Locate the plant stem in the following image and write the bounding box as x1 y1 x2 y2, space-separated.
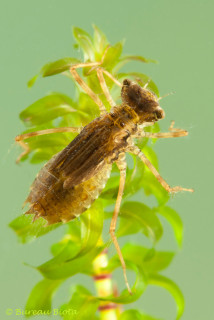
93 248 118 320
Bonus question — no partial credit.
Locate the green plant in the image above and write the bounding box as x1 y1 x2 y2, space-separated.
10 26 185 320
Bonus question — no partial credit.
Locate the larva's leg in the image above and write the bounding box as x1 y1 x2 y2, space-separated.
128 145 194 193
97 68 116 108
135 122 189 139
15 127 81 163
109 154 132 294
70 62 107 115
102 69 122 88
141 130 188 139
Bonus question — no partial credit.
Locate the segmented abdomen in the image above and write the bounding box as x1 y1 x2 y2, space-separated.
25 155 112 224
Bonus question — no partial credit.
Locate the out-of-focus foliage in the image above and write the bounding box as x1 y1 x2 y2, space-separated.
10 26 185 319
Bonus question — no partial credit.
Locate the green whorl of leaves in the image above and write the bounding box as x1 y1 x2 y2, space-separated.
10 25 184 319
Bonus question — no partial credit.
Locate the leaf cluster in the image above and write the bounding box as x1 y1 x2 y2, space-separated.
10 26 184 319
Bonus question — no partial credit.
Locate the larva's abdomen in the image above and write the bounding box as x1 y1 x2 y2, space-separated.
25 158 112 224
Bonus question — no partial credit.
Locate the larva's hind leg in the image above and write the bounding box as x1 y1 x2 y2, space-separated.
109 153 132 294
128 145 194 193
15 126 81 163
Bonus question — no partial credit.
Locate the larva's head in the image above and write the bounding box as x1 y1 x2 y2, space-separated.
121 79 165 123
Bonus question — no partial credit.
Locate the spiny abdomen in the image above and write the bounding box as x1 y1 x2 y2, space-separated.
25 157 112 225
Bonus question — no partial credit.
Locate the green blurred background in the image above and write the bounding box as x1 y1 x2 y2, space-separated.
1 0 213 319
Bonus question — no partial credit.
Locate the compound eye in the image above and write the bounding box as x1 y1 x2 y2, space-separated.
155 108 165 119
123 79 131 86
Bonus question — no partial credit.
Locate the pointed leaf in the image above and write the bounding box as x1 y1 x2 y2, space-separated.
38 246 103 280
120 55 157 64
27 74 39 88
9 214 61 244
118 202 163 243
113 243 148 267
73 27 94 61
148 274 185 320
124 155 145 197
115 243 174 274
93 24 109 56
102 42 123 70
37 202 104 279
61 285 99 320
20 93 77 126
119 310 143 320
50 220 81 257
41 57 80 77
27 58 80 87
143 250 175 274
156 206 183 248
105 258 146 304
117 215 142 237
25 279 63 317
119 310 162 320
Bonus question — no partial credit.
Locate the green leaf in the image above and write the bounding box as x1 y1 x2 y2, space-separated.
113 243 148 268
60 285 99 320
41 57 80 77
115 244 174 274
105 260 146 304
27 58 80 87
77 91 100 117
102 42 123 70
29 148 61 164
27 133 73 162
156 206 183 248
27 74 39 88
148 274 185 320
117 215 142 237
120 55 157 65
93 24 109 57
118 72 159 97
124 155 145 197
144 145 159 168
142 174 169 206
119 310 162 320
37 202 104 279
119 310 142 320
73 27 94 61
143 250 175 274
38 246 103 280
25 279 63 317
117 201 163 243
119 309 143 320
50 218 81 257
20 93 77 126
9 214 61 244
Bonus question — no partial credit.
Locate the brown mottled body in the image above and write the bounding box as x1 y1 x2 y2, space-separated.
26 157 112 224
26 101 141 224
